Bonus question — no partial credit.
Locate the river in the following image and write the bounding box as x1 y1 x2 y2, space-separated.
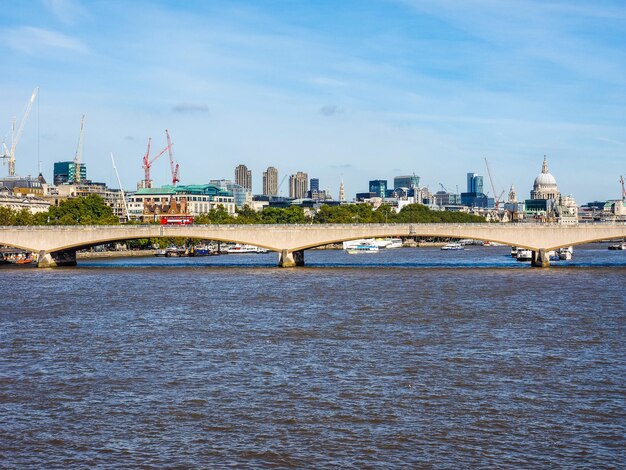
1 244 624 468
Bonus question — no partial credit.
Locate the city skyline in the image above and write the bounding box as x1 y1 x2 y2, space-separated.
1 1 625 203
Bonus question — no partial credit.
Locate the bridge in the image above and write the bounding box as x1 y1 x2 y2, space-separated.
1 223 625 268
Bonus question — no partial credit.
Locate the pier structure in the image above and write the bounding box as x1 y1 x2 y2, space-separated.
0 223 625 268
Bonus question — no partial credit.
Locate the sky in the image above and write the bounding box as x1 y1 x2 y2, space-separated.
1 0 625 203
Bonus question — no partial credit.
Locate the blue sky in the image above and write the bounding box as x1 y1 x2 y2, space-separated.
1 0 625 202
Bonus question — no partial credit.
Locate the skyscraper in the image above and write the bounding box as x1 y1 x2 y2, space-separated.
308 178 319 198
235 164 252 192
263 166 278 196
289 172 308 199
466 172 484 194
369 180 387 198
339 178 345 202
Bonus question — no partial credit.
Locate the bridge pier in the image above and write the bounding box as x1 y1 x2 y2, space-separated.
37 250 77 268
278 249 305 268
531 249 550 268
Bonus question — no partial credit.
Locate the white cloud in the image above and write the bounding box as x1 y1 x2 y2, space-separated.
4 26 89 55
42 0 89 24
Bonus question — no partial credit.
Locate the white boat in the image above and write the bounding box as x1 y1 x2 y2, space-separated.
384 238 403 249
608 242 626 250
441 242 464 251
343 239 375 250
226 244 269 254
511 246 518 257
346 244 379 254
516 249 533 261
558 246 573 260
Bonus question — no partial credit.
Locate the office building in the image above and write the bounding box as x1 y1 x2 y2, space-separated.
53 161 87 185
235 164 252 192
289 172 308 199
369 180 387 198
263 166 278 196
393 174 420 190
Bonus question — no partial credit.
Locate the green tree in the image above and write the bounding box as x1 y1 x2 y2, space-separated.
47 195 119 225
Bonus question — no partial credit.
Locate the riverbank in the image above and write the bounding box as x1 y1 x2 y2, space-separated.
77 249 156 259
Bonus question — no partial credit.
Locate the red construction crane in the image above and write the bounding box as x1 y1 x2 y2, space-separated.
141 137 172 188
165 129 180 185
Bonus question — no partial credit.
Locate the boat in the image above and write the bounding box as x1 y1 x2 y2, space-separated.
608 242 626 250
441 242 464 251
511 246 518 257
226 244 269 254
371 237 403 249
191 244 219 256
346 244 379 254
558 246 573 260
165 246 188 257
383 238 403 249
343 239 376 250
516 249 533 262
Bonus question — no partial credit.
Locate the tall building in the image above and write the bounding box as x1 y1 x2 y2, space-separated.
310 178 319 194
461 172 492 208
262 166 278 196
289 172 308 199
393 174 420 190
466 173 484 194
235 164 252 192
53 161 87 185
369 180 387 198
339 178 345 202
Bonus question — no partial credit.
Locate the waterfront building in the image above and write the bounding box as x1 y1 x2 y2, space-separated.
369 180 387 198
128 184 235 222
235 164 252 192
53 161 87 185
262 166 278 196
289 172 308 199
209 179 251 208
0 189 51 214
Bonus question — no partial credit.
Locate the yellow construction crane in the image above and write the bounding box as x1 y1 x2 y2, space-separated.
1 87 39 176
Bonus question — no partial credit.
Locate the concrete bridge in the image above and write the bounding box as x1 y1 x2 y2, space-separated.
1 223 625 268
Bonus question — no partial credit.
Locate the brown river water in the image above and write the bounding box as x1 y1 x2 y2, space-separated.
1 245 625 468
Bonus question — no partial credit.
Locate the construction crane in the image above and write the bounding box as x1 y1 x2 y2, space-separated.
165 129 180 185
1 87 39 176
72 115 85 184
484 157 504 211
111 152 131 222
278 173 289 196
439 183 448 192
141 137 172 189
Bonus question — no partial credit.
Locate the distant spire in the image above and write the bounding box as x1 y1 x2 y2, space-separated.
508 184 517 203
339 177 345 202
542 155 549 174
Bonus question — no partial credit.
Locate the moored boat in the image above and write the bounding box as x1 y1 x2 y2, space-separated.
226 244 269 254
346 244 379 254
441 242 464 251
608 242 626 250
516 249 533 262
558 246 573 260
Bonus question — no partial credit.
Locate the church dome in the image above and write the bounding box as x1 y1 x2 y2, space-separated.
530 156 560 201
534 172 557 187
